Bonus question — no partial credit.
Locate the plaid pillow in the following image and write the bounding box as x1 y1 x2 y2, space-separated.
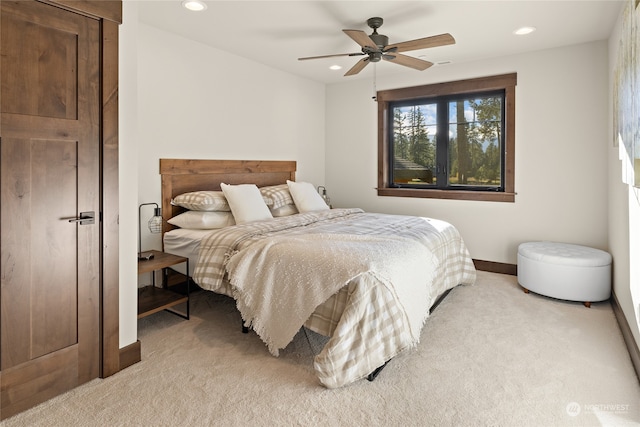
171 191 231 211
259 184 294 210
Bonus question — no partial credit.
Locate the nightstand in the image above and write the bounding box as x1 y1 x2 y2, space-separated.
138 250 190 320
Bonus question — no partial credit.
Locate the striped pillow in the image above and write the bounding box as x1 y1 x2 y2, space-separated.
259 184 294 210
171 191 231 212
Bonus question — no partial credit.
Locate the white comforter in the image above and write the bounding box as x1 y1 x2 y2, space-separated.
193 209 476 388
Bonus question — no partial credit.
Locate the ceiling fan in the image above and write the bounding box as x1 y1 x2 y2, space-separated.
298 17 455 76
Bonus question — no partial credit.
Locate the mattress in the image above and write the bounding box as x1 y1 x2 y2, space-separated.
163 228 210 277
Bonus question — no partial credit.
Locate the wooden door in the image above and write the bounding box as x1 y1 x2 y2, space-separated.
0 1 101 418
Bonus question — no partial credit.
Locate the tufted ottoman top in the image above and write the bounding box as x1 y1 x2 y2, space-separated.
518 241 612 267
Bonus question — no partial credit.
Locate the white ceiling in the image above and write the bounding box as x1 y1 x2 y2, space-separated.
137 0 625 84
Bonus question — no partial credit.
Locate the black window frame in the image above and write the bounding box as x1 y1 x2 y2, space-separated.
377 73 517 202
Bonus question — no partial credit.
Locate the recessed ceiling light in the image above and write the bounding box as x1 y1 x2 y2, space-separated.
329 65 342 71
182 0 207 11
513 26 536 36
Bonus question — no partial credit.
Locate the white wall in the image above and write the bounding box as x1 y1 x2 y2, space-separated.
325 42 610 265
119 1 139 348
136 24 326 253
117 18 326 347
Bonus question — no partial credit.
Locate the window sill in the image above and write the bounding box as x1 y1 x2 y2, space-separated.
377 187 515 202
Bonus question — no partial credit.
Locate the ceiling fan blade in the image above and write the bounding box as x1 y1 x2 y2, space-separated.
343 29 379 50
386 33 455 53
344 57 370 76
298 52 364 61
384 53 433 71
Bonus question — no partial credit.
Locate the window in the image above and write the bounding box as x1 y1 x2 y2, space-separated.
377 73 516 202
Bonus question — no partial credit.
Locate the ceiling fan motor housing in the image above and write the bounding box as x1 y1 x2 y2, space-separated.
370 33 388 49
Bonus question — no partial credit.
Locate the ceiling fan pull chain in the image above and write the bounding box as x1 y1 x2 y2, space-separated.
372 63 377 101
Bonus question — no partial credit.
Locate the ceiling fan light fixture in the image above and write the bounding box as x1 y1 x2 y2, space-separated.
513 26 536 36
370 52 382 63
182 0 207 12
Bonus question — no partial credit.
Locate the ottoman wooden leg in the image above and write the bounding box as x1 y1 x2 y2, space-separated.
522 287 530 294
584 302 591 308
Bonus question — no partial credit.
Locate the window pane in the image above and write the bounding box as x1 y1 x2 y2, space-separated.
391 103 437 186
448 96 502 187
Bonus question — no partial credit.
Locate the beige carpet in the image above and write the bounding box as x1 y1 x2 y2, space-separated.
3 271 639 426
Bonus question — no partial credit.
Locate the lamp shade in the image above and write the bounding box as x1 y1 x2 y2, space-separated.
148 207 162 233
139 203 162 261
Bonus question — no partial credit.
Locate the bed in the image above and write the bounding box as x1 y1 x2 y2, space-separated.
160 158 476 388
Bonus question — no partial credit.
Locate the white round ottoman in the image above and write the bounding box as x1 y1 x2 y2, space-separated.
517 241 611 307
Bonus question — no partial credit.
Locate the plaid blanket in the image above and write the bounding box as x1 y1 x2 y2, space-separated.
193 209 476 388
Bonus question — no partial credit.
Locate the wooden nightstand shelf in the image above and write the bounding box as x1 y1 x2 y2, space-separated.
138 250 190 320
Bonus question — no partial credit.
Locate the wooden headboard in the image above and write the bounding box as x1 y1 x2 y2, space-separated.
159 159 297 234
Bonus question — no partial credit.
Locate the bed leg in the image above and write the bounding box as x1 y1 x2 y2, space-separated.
242 323 249 334
367 360 389 382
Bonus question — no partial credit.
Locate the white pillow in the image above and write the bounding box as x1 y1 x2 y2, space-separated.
167 211 235 229
220 183 273 224
287 180 330 213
